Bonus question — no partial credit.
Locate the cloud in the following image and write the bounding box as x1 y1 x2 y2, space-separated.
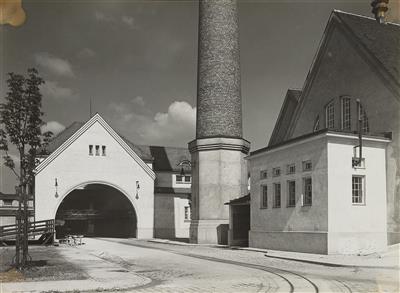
132 96 145 107
94 11 114 23
77 48 96 59
40 80 76 101
108 100 196 147
121 15 135 29
35 53 74 77
41 121 66 136
95 11 137 29
0 0 26 27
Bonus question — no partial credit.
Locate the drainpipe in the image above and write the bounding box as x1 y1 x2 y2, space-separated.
357 99 362 167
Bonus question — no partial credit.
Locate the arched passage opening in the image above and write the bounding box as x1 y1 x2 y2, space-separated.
55 183 137 238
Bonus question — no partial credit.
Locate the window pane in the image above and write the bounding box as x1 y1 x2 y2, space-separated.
274 183 281 208
326 102 335 129
288 181 296 207
304 178 312 206
261 186 268 208
341 98 351 130
352 176 364 204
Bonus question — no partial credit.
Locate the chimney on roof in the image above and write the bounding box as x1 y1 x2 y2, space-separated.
371 0 389 24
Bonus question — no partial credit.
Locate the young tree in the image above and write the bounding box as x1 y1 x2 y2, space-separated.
0 68 52 268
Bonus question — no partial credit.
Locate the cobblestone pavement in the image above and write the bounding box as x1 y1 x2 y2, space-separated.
85 238 399 292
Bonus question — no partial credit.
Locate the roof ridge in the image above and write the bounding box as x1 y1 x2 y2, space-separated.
333 9 400 27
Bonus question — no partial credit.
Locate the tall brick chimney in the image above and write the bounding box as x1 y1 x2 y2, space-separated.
189 0 250 244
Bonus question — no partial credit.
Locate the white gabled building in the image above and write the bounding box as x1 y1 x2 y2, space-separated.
29 113 192 240
246 10 400 254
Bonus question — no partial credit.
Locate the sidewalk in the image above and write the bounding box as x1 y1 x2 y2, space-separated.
240 244 400 269
1 244 150 293
150 238 400 269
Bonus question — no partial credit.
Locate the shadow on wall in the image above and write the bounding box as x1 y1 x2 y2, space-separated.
154 194 176 239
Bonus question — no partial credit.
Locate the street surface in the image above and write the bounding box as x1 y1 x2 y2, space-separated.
82 238 399 292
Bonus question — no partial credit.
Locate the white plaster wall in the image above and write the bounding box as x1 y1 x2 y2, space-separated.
35 121 155 238
174 197 190 238
327 137 388 254
249 136 328 234
249 135 329 253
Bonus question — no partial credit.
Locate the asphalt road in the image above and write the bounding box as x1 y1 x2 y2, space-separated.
83 238 399 293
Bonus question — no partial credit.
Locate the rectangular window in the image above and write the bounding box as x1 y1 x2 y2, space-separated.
286 164 296 174
287 180 296 207
325 102 335 129
95 145 100 156
261 185 268 208
184 206 191 220
260 170 268 179
273 183 281 208
341 97 351 130
89 145 93 156
272 167 281 177
3 199 13 206
102 145 106 156
352 176 365 204
302 160 312 171
303 177 312 206
184 176 191 183
176 175 183 183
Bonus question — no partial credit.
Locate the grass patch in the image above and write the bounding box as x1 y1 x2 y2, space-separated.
0 246 89 282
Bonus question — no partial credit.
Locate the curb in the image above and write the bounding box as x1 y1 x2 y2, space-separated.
263 254 399 270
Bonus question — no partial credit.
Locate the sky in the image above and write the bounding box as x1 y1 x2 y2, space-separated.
1 0 399 193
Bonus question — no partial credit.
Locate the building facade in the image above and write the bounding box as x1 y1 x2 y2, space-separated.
248 10 399 254
0 114 192 240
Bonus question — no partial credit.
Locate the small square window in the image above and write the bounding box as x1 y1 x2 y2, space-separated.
273 168 281 177
261 185 268 208
260 170 268 179
102 145 106 156
95 145 100 156
287 164 296 174
89 145 93 156
302 160 312 171
3 199 13 206
184 176 191 183
176 175 183 183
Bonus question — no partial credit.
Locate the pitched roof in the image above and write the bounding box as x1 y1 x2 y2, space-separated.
137 145 191 172
334 10 400 83
268 89 301 146
41 119 190 172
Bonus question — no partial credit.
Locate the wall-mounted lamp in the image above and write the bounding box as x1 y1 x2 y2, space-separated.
55 178 59 198
135 180 140 199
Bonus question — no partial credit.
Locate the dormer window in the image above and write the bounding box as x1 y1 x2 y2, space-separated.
341 97 351 130
89 145 93 156
325 101 335 129
95 145 100 156
102 145 106 156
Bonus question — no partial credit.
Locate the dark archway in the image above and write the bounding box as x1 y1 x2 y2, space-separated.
55 184 137 238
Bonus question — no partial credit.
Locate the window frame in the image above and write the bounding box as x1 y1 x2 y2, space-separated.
260 170 268 180
89 145 93 156
95 145 100 156
261 185 268 209
273 183 281 208
352 175 365 205
302 160 312 171
286 164 296 175
341 97 351 130
325 101 335 129
287 180 296 207
184 206 191 221
272 167 281 177
303 177 312 206
101 145 106 156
